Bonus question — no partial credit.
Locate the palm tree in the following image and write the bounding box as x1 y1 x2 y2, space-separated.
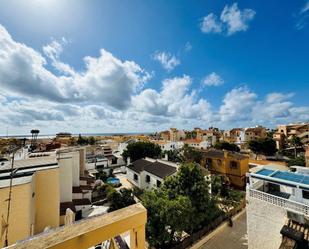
291 135 302 158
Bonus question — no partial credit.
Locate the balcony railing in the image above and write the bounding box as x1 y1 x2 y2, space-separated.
6 203 147 249
248 188 309 216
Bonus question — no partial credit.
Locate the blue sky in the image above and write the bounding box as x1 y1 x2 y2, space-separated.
0 0 308 135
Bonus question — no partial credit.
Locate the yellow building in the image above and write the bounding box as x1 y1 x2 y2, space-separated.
274 123 309 150
202 149 249 188
5 203 147 249
0 157 60 247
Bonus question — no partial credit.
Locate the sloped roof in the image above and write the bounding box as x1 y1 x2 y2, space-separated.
128 158 177 179
127 159 152 173
144 161 177 178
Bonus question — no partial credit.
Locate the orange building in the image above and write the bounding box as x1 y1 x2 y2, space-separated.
202 149 249 188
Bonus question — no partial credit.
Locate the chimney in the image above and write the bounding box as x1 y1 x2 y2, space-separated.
127 157 131 166
164 153 168 161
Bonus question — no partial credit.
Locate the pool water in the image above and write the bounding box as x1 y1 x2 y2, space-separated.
107 177 120 185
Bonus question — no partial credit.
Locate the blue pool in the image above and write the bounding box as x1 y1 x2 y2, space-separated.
107 177 120 185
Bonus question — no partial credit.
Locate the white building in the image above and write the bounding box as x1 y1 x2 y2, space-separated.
246 167 309 249
126 158 178 190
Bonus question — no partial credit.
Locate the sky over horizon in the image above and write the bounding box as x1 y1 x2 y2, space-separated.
0 0 308 135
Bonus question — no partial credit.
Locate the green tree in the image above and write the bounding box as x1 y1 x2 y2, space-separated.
142 190 193 248
163 149 183 163
97 170 108 182
291 135 302 158
122 141 162 162
182 144 203 163
248 140 263 158
163 163 219 231
77 134 88 145
288 156 305 167
88 136 96 145
248 138 277 156
214 141 240 152
107 188 136 212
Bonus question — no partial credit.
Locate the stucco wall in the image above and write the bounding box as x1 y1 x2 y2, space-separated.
0 182 34 246
35 168 60 234
71 151 80 187
126 168 141 188
247 197 286 249
59 157 73 202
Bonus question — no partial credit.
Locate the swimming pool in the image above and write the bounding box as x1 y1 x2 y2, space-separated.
107 177 120 185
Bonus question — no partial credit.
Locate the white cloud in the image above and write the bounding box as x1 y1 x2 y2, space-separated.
133 75 213 120
153 51 180 72
0 24 151 110
0 24 308 134
220 3 256 35
200 13 222 34
200 3 256 36
203 72 224 86
219 87 257 122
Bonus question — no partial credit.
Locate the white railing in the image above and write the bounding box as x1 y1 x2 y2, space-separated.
248 188 309 216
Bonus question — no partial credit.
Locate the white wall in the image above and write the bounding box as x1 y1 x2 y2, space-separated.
247 196 286 249
126 168 141 188
58 157 73 203
70 151 80 187
143 172 164 190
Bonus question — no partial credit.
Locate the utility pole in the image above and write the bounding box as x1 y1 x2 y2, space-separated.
4 148 17 247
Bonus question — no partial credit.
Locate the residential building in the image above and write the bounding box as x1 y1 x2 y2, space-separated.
159 130 170 140
153 140 184 151
246 167 309 249
169 128 186 141
244 126 267 141
195 127 221 146
126 158 178 189
0 157 60 246
202 149 249 188
184 139 210 149
273 123 309 150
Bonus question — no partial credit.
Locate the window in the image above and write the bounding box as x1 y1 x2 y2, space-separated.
217 159 222 166
206 158 212 168
156 180 161 187
303 190 309 199
146 175 150 183
230 161 238 169
133 173 138 181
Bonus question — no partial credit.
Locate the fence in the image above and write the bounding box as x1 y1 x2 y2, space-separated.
248 188 309 216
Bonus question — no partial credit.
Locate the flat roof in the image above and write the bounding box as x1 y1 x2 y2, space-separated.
0 175 33 188
253 168 309 188
0 156 57 172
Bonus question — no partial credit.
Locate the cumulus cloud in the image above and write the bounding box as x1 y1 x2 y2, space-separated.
200 3 256 36
219 87 257 122
0 24 308 134
203 72 224 86
133 75 213 120
152 51 180 72
201 13 222 34
0 24 151 110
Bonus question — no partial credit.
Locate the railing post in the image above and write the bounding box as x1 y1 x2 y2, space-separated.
130 225 145 249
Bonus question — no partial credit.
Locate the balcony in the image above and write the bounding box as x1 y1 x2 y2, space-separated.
5 203 147 249
247 188 309 216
